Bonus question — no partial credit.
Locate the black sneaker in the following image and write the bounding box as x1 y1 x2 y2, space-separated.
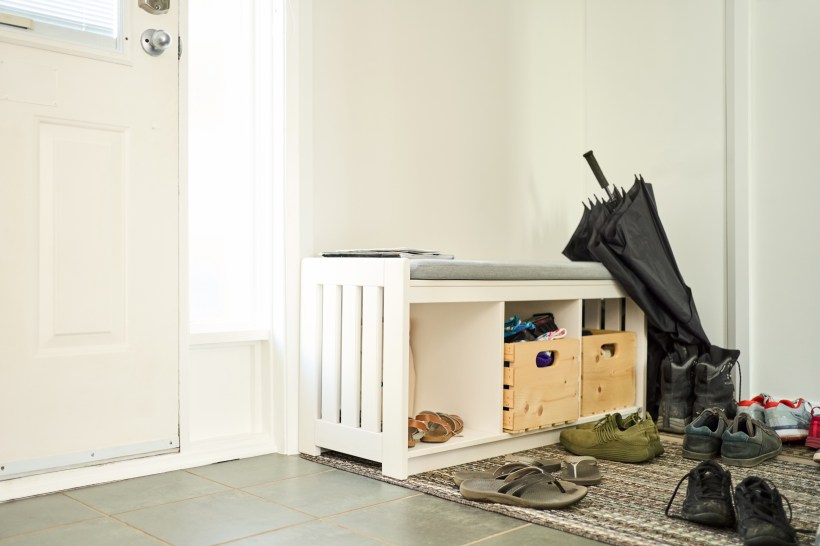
734 476 798 546
665 460 735 528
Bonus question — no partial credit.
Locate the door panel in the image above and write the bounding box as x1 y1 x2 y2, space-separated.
0 1 179 478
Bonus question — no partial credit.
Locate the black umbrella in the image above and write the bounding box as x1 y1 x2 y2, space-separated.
588 175 710 348
568 151 710 349
563 151 620 262
568 151 738 420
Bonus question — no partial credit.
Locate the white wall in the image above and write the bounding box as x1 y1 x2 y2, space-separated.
747 0 820 402
308 0 727 345
585 0 727 347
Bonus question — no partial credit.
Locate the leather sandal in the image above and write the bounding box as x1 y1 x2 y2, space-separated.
417 411 464 434
415 412 455 443
408 418 428 447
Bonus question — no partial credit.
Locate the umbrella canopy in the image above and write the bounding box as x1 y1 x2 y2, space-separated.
566 151 736 419
588 176 711 349
567 151 710 350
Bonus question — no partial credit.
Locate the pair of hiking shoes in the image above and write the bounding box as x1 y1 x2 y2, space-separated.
656 344 741 434
666 460 801 545
682 407 782 467
559 411 662 463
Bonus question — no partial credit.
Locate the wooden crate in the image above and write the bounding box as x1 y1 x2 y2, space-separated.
503 338 580 433
580 330 636 416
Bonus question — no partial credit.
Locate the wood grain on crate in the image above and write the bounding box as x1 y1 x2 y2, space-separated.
503 338 580 433
580 330 636 417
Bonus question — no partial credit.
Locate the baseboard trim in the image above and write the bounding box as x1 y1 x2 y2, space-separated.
0 434 277 502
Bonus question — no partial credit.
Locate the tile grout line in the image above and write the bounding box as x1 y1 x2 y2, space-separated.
59 491 175 545
461 522 534 545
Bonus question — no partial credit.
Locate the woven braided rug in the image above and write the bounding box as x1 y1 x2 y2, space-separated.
302 439 820 546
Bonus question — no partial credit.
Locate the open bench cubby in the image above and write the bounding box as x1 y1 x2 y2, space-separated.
299 258 647 479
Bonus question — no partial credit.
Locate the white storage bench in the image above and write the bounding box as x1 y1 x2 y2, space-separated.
299 258 647 479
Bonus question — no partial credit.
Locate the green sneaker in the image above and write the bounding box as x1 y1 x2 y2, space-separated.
579 412 664 457
622 411 664 457
560 414 655 463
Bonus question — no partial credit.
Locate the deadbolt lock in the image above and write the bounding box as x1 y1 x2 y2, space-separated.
139 0 169 15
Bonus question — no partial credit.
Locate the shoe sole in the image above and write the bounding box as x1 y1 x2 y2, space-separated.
721 446 782 467
681 448 718 461
742 537 799 546
684 511 734 528
772 428 808 442
806 436 820 449
565 444 655 464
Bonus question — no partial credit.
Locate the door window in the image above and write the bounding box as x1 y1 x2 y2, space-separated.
0 0 120 51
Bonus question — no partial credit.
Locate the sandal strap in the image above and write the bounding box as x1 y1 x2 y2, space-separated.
447 414 465 434
417 411 464 434
503 466 546 482
491 462 531 479
415 413 453 433
408 418 428 432
498 473 566 498
563 456 597 479
436 414 461 434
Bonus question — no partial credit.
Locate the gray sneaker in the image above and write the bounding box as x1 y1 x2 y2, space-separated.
721 413 782 467
736 393 770 423
682 407 730 460
764 397 812 442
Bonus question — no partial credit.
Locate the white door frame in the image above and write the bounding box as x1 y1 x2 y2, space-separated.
273 0 312 456
725 0 751 400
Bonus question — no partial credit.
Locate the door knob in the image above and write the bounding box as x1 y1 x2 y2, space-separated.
141 29 172 56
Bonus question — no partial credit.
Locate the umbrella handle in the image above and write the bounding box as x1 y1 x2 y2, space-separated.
583 150 611 192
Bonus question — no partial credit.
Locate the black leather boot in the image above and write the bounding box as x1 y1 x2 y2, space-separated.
693 345 740 419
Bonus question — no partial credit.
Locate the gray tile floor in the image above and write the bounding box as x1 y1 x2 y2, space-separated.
0 454 604 546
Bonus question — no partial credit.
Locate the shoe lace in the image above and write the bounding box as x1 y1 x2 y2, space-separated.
665 462 730 520
593 415 620 443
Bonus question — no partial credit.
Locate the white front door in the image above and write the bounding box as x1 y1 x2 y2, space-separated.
0 1 179 478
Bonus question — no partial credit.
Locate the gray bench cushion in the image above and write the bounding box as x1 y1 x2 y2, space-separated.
409 260 613 281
